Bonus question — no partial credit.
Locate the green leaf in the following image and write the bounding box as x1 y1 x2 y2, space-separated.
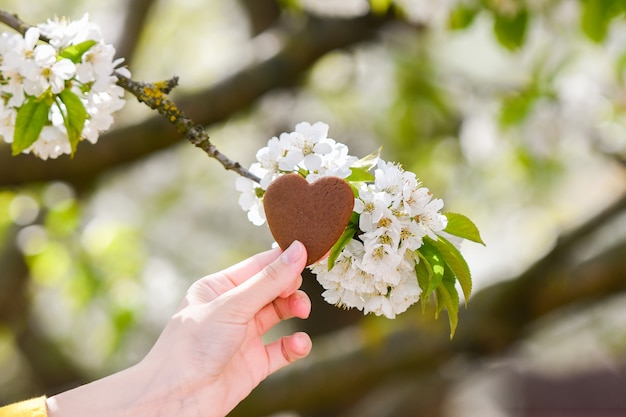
351 146 382 172
370 0 392 14
448 4 479 30
435 269 460 338
493 9 529 51
59 40 97 63
346 167 375 182
57 89 87 155
415 251 433 313
499 87 539 127
444 212 485 245
425 235 472 302
327 212 359 271
415 251 432 293
417 240 445 298
12 94 53 156
580 0 611 43
277 0 301 10
345 146 382 182
616 51 626 84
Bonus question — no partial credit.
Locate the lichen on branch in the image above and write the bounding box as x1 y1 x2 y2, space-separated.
114 73 261 183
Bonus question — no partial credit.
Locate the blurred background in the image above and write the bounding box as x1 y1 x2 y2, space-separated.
2 0 626 415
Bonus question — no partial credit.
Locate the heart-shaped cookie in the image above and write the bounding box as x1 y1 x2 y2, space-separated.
263 174 355 265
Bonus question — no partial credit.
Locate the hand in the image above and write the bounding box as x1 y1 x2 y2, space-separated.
47 241 312 417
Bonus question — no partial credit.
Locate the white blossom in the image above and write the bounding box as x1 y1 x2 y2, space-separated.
23 44 75 95
0 15 128 159
38 14 103 48
29 125 71 160
1 27 39 72
0 105 16 142
238 121 454 319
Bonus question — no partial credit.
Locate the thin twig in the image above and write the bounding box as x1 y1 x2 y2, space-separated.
115 73 261 182
0 11 31 34
0 10 261 184
0 11 50 42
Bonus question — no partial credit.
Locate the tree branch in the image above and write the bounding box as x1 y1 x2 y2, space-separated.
115 74 261 182
0 12 389 188
0 225 86 400
114 0 158 66
0 11 38 38
237 0 282 36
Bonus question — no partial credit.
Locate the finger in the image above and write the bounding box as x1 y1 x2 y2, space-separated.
219 240 308 323
219 246 283 287
185 247 282 306
255 290 311 335
264 332 312 375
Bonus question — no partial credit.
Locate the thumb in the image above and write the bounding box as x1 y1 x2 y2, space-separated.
221 241 308 321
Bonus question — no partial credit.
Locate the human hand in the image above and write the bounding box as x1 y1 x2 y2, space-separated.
47 241 312 417
141 240 312 415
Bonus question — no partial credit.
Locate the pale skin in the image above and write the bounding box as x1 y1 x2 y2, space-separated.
46 240 312 417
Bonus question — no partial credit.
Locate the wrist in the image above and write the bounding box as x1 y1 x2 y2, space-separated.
46 359 227 417
46 363 156 417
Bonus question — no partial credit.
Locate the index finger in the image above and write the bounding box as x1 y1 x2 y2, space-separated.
184 247 282 306
219 246 283 287
216 241 308 322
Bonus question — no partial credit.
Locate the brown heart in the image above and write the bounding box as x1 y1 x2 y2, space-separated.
263 174 355 266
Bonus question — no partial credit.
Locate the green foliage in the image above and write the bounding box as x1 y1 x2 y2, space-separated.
59 40 97 63
419 239 446 298
580 0 626 43
414 213 483 337
370 0 393 14
346 167 375 183
499 86 541 127
448 3 480 30
327 212 359 270
383 42 459 174
493 8 529 51
11 37 97 156
415 250 433 306
58 89 88 155
417 236 471 338
349 146 382 172
13 88 88 156
12 94 53 155
0 191 14 242
346 147 381 182
444 212 485 245
276 0 301 11
44 200 80 237
435 268 459 339
426 235 472 301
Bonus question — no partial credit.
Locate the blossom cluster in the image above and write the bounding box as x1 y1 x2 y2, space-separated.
236 121 357 226
237 122 451 319
310 160 448 318
0 14 127 159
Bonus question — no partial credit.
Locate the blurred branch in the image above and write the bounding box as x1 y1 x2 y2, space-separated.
230 192 626 416
0 12 389 189
115 0 158 66
0 225 86 399
237 0 281 36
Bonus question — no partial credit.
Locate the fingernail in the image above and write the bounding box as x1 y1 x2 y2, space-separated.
282 240 303 264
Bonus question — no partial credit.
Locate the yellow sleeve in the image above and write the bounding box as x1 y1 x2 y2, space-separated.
0 397 47 417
